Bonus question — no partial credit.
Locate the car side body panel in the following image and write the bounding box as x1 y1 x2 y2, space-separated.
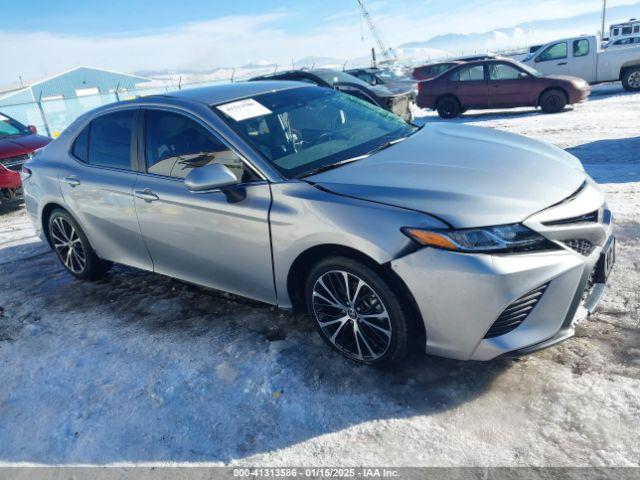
268 181 447 308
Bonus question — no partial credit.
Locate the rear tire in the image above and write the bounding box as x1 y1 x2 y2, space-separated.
436 97 461 119
48 209 111 281
305 256 416 367
622 67 640 91
540 89 567 113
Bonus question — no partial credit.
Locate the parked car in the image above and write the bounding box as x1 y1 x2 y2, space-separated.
250 69 414 121
345 67 417 92
451 53 499 62
522 35 640 91
22 82 614 365
0 112 51 205
417 58 590 118
412 61 464 80
604 36 640 49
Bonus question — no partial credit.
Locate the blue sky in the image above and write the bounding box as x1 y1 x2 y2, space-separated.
1 0 638 84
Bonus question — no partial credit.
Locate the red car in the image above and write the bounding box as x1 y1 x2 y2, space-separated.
412 61 463 80
416 59 590 118
0 113 51 204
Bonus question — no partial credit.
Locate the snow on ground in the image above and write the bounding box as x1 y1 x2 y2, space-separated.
0 85 638 467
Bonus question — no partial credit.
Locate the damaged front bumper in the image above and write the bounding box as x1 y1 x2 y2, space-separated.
391 180 614 361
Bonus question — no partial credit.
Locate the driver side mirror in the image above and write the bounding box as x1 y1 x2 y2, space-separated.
185 163 238 192
28 125 38 134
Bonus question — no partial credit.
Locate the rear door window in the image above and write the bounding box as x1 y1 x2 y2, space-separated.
87 110 135 170
451 65 485 81
573 39 590 57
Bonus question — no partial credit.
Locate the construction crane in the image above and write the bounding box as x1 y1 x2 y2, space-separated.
355 0 397 64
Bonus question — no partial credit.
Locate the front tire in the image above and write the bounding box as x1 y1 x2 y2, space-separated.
540 89 567 113
48 209 111 280
305 256 416 366
622 67 640 91
436 97 461 119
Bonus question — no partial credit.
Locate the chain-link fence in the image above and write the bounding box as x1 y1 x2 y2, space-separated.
0 43 533 139
0 81 218 138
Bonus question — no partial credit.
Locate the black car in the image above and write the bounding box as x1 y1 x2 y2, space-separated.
250 69 413 121
346 67 417 92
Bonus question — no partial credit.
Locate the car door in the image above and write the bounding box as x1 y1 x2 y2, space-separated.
60 108 153 270
448 64 488 108
132 108 276 304
569 38 595 81
487 62 535 107
534 41 570 76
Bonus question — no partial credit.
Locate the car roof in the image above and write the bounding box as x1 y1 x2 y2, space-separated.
415 60 464 68
148 80 306 106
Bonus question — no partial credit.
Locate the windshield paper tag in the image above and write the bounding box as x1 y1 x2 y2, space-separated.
217 98 272 121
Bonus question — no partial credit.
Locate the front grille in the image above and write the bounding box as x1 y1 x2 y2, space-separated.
484 284 548 338
0 154 29 172
564 239 594 255
543 210 599 226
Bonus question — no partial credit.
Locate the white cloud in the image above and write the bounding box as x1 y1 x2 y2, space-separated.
1 0 638 85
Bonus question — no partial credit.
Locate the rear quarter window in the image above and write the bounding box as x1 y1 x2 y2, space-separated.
71 110 135 170
71 125 89 162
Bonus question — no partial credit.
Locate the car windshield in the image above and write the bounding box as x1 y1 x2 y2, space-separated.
312 70 372 88
215 86 417 179
376 69 402 81
0 113 30 138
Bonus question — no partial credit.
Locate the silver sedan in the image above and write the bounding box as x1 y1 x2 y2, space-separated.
21 81 615 366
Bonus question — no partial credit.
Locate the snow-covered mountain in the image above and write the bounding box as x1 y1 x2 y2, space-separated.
400 2 640 54
141 2 640 85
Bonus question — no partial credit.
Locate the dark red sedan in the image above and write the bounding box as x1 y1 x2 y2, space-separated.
1 113 51 204
412 61 463 80
416 59 590 118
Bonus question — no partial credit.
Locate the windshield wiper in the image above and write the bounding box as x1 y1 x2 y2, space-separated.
365 135 409 157
298 134 414 179
297 154 369 179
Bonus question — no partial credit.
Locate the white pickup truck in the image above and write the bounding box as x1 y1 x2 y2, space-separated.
522 35 640 91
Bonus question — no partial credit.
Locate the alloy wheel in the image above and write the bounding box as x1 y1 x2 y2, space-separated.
312 270 392 362
51 217 87 274
629 71 640 89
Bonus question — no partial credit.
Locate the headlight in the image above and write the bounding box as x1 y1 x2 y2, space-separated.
402 224 555 253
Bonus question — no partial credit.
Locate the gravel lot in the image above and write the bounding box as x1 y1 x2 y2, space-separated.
0 85 638 467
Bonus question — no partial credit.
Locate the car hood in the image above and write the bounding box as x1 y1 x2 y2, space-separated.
542 74 586 85
382 80 418 93
370 84 414 97
307 123 586 228
0 134 51 159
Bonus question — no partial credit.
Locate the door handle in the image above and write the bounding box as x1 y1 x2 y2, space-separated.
557 62 567 66
61 176 81 187
134 189 159 202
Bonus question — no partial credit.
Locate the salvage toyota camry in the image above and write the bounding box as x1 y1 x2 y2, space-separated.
21 82 615 366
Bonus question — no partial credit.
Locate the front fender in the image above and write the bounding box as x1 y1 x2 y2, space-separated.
269 181 446 307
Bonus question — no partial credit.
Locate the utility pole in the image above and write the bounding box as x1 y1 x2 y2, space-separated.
601 0 607 41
